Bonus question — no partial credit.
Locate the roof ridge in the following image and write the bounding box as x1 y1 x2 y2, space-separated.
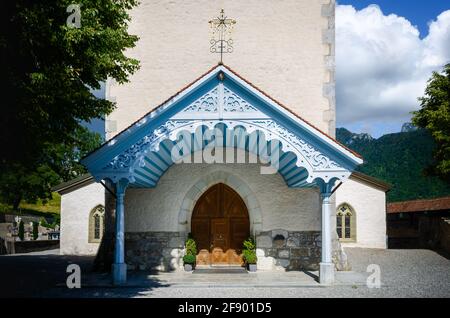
350 171 391 191
83 63 362 161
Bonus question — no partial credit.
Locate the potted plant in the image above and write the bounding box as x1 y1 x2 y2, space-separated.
183 234 197 271
182 254 196 271
242 237 257 272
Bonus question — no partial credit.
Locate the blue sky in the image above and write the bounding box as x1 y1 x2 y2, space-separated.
336 0 450 137
84 84 105 138
338 0 450 38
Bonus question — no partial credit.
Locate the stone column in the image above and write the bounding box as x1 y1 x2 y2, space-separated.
112 178 129 285
320 184 334 284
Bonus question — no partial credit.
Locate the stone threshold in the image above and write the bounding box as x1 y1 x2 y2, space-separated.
56 270 372 289
193 265 248 274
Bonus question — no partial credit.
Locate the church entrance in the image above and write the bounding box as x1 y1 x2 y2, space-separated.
191 183 250 266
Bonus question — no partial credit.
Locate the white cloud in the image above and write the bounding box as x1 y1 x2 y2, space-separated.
336 5 450 135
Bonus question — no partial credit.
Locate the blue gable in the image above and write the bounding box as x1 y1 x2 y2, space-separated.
81 64 362 189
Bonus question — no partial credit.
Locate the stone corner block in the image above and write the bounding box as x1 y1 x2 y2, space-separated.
286 237 300 247
278 249 290 259
275 258 289 268
256 235 272 248
168 237 185 248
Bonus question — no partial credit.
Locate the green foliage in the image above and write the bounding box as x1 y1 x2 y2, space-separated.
183 234 197 265
336 127 450 202
1 204 59 221
412 64 450 183
32 222 39 240
242 237 257 264
243 236 256 251
243 250 257 264
0 127 102 210
0 1 140 208
185 234 197 256
18 193 61 214
42 127 104 182
182 254 196 265
40 214 60 229
18 221 24 241
0 163 60 210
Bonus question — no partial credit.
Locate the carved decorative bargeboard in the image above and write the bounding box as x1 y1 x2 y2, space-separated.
98 83 351 186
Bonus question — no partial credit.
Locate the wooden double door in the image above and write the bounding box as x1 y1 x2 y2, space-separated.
191 183 250 265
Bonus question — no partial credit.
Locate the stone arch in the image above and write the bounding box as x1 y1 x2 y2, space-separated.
177 170 263 235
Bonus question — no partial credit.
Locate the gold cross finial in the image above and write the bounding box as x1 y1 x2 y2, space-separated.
209 9 236 63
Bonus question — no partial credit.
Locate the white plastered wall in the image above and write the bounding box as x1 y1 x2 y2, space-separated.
334 177 387 249
60 183 105 255
106 0 335 138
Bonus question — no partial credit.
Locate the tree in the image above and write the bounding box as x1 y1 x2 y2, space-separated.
0 1 140 208
18 221 24 241
336 127 450 202
32 222 39 240
0 125 103 210
412 64 450 183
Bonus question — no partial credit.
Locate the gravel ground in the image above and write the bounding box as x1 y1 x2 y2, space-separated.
342 247 450 297
1 248 449 298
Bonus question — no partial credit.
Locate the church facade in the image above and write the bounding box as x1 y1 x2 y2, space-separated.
55 0 389 285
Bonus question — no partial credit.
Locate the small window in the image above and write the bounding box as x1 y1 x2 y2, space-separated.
336 204 356 242
89 205 105 243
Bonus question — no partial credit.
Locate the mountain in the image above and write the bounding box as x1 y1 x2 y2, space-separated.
336 129 373 147
336 127 450 202
400 122 418 133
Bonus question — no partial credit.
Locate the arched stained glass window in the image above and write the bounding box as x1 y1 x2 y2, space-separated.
89 205 105 243
336 204 356 242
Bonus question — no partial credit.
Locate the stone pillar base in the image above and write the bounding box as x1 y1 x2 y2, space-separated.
319 262 335 285
112 263 127 286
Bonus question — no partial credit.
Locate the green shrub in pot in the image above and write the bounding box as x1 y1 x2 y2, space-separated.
183 233 197 270
183 254 196 265
242 237 257 265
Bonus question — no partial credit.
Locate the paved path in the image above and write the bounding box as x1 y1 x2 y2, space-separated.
0 248 449 297
0 249 94 298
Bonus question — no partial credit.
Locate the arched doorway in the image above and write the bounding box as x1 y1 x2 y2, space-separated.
191 183 250 265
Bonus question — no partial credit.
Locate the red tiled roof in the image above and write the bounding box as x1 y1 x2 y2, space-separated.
387 196 450 214
84 63 362 161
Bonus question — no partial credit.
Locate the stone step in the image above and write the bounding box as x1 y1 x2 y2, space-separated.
193 266 247 274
